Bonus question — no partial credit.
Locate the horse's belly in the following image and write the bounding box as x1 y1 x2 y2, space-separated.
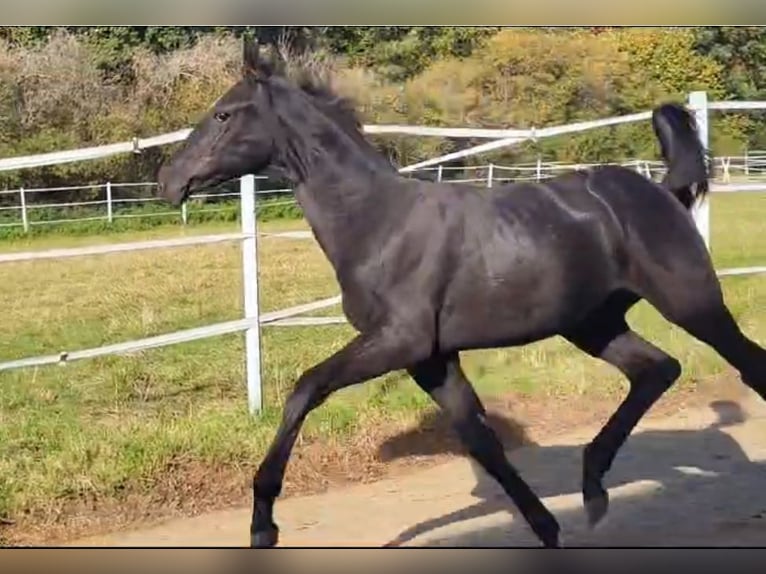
437 297 567 350
437 258 612 351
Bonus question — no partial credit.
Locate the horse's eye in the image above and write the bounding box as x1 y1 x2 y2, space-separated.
214 112 230 123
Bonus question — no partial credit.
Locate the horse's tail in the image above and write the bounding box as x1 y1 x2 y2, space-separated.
650 102 710 211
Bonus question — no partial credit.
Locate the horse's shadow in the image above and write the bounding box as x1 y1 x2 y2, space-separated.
378 400 766 547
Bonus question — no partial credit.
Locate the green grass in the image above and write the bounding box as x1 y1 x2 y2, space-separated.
0 192 763 533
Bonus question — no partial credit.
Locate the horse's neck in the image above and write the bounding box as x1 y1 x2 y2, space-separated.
278 115 408 271
295 168 402 272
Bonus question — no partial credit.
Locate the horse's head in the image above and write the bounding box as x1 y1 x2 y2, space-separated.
156 38 278 206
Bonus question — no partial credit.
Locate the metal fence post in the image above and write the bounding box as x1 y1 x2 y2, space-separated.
105 181 113 223
19 187 28 232
436 165 443 182
688 91 711 250
487 163 494 188
241 174 263 414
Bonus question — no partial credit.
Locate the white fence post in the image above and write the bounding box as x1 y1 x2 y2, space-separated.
487 163 494 188
721 157 731 182
536 156 542 181
437 165 443 182
19 187 28 232
241 174 263 414
688 91 711 250
105 181 113 223
181 202 188 225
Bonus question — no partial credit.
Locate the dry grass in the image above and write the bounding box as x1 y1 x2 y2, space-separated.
0 31 114 133
0 193 763 543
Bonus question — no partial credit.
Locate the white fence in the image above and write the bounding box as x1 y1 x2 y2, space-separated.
2 154 766 233
0 179 297 232
0 91 764 415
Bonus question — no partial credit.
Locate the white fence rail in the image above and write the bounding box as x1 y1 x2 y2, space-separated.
2 154 766 233
0 92 764 416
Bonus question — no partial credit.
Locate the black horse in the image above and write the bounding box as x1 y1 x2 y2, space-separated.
156 39 766 548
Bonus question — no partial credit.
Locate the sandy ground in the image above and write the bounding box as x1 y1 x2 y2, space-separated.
66 387 766 548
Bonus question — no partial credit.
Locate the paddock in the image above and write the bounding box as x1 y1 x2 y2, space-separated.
0 91 764 544
66 388 766 547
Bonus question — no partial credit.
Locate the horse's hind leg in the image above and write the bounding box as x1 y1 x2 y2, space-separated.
647 280 766 397
408 354 560 547
563 290 682 527
696 309 766 392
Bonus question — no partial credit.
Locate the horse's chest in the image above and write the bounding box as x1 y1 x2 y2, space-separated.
337 272 388 332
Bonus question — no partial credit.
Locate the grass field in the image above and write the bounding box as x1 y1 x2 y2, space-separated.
0 192 763 541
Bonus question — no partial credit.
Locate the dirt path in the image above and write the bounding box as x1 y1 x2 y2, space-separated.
68 388 766 548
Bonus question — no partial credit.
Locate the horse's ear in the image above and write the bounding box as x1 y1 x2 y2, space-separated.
242 37 272 80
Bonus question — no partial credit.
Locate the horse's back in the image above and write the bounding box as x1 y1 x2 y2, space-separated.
433 173 631 350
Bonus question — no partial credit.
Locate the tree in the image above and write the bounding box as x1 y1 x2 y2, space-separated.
322 27 500 81
693 27 766 150
694 27 766 100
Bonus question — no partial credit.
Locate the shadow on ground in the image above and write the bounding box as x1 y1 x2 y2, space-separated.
378 400 766 547
377 406 538 462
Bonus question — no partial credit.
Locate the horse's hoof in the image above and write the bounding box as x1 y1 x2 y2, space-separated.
542 537 561 548
532 513 561 548
251 526 279 548
539 529 561 548
544 536 564 548
584 490 609 529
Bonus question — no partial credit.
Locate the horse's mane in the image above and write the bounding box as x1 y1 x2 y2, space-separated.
294 71 364 134
265 48 364 136
259 47 395 173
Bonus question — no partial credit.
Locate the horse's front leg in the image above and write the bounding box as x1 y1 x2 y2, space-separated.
250 321 433 547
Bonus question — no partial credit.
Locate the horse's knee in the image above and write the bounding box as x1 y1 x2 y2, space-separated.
634 356 682 388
